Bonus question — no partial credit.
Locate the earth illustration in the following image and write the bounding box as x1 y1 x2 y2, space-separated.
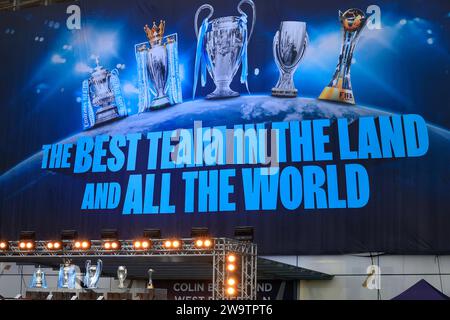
1 95 449 254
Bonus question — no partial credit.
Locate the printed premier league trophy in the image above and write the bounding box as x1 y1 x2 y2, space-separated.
81 58 127 129
135 21 182 111
30 266 47 289
117 266 127 289
193 0 256 99
318 8 367 104
58 259 77 289
272 21 308 97
147 268 154 289
84 259 103 289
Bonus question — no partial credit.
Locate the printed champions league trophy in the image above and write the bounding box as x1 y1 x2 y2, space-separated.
30 266 47 289
84 259 103 289
81 57 127 130
135 21 182 111
272 21 308 97
193 0 256 99
318 8 367 104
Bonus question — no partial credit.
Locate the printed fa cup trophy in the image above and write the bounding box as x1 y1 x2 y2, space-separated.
81 58 127 130
272 21 308 97
135 21 182 111
117 266 127 289
318 8 367 104
30 266 47 289
193 0 256 99
147 268 154 289
84 259 103 289
58 259 77 289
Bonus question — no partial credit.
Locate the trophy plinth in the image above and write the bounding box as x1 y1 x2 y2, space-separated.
318 8 367 105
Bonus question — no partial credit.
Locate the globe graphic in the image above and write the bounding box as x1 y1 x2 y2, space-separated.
1 95 449 254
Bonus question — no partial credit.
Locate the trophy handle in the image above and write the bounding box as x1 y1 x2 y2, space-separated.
194 4 214 39
237 0 256 42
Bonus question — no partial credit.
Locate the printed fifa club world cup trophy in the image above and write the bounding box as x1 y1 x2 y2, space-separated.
81 57 128 129
193 0 256 99
272 21 308 97
318 8 367 104
135 21 183 111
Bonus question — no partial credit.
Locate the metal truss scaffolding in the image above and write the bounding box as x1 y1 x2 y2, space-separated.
0 237 257 300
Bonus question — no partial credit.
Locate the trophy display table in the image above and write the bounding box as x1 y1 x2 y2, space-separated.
25 288 167 300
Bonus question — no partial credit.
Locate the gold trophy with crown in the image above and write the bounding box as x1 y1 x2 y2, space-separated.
318 9 367 104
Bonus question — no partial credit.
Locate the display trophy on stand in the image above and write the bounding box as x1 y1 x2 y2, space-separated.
30 266 47 289
193 0 256 99
147 268 154 289
81 57 128 130
117 266 127 289
318 8 367 104
84 259 103 289
58 259 77 289
135 21 182 111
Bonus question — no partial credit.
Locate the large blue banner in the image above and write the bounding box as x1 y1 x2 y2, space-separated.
0 0 449 254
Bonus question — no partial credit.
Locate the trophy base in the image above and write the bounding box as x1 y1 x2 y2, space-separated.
150 96 171 109
206 87 240 100
95 105 121 126
318 86 355 105
271 88 298 98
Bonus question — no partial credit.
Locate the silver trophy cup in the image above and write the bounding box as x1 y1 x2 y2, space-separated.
147 44 170 108
34 266 44 288
84 259 103 289
195 0 255 99
88 60 120 124
272 21 308 97
117 266 127 289
147 268 154 289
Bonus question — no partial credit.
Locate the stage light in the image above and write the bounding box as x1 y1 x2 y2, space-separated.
204 239 212 247
227 254 236 263
234 226 254 242
227 278 236 286
0 241 9 250
164 240 182 249
226 287 236 296
133 239 151 250
103 240 121 250
46 241 62 250
19 231 36 251
74 240 91 250
191 227 209 238
196 239 203 247
143 229 161 239
18 241 35 250
61 230 78 241
194 238 214 249
227 264 236 272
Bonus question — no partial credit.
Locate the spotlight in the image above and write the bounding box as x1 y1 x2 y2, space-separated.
46 241 62 250
227 264 236 272
0 241 9 250
74 240 91 250
134 239 151 250
19 231 35 251
103 240 121 250
194 238 214 249
227 278 236 286
226 287 236 296
163 240 182 249
234 226 254 242
195 239 204 247
227 254 236 263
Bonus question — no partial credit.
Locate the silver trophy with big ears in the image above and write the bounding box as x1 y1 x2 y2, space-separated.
272 21 308 97
84 259 103 289
193 0 256 99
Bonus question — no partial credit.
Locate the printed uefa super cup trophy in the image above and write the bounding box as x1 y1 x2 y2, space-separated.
147 268 154 289
84 259 103 289
30 266 47 289
144 21 170 108
58 259 77 289
318 8 367 104
117 266 127 289
193 0 256 99
272 21 308 97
